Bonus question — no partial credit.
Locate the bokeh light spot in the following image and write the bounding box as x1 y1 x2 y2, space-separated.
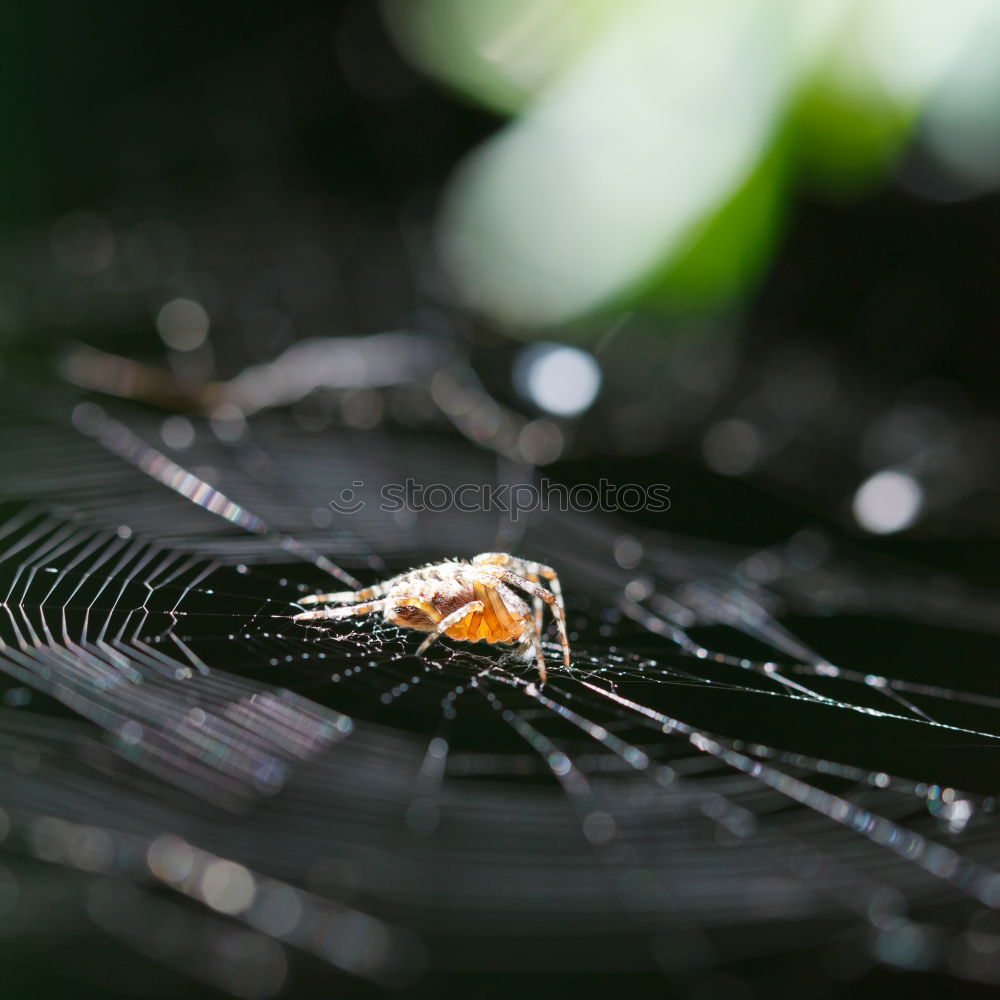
515 343 601 416
852 470 923 535
156 297 210 351
702 419 761 476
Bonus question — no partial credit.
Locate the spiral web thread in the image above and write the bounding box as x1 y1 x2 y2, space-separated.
1 396 1000 994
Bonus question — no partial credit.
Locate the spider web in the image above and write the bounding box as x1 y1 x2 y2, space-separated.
2 389 1000 997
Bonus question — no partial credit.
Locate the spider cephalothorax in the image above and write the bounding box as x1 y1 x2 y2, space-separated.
293 553 570 684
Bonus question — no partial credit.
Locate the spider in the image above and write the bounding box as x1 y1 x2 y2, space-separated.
292 552 571 684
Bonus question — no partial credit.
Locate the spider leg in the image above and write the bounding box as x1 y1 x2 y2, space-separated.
472 552 514 568
516 624 548 686
518 561 569 669
493 570 571 671
505 559 567 631
415 600 485 656
472 553 562 643
293 598 392 621
520 567 544 638
304 582 394 606
473 553 557 582
298 569 412 605
299 587 375 606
